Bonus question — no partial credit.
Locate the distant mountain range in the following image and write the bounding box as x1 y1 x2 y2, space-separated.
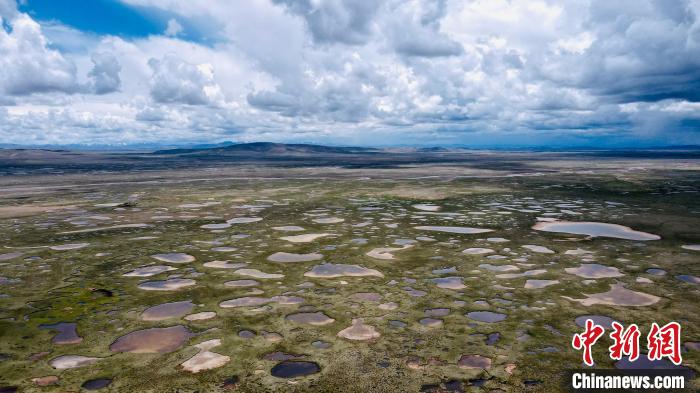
2 142 700 176
2 141 700 154
152 142 382 155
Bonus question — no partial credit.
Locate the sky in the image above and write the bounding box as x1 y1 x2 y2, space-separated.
0 0 699 147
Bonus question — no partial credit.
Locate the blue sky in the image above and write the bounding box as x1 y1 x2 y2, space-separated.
18 0 214 45
21 0 161 37
0 0 699 147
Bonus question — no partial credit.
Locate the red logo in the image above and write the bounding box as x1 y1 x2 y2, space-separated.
572 320 682 366
572 319 605 366
609 322 640 362
647 322 682 365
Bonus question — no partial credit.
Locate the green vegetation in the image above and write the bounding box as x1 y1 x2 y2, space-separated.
0 168 698 392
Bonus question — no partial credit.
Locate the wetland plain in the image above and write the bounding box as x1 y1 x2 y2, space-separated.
0 146 698 392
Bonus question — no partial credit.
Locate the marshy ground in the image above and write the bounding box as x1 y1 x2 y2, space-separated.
0 150 698 392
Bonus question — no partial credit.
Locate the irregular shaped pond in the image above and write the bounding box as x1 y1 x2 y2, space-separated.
458 354 491 369
267 252 323 263
414 226 492 234
366 245 412 260
646 268 666 276
234 268 284 279
479 264 519 272
495 269 546 279
181 339 230 373
286 312 335 325
412 204 440 211
280 234 331 243
425 308 450 317
432 277 466 290
337 319 381 341
224 279 259 287
677 274 700 284
522 245 555 254
40 322 82 345
525 280 559 289
0 252 22 261
203 260 247 269
220 297 272 308
227 217 263 224
49 243 89 251
141 300 194 321
185 312 216 321
486 332 500 346
565 284 660 306
137 278 196 291
524 279 559 289
312 217 344 224
123 265 177 277
201 223 231 230
463 248 494 255
49 355 100 369
211 247 237 252
271 361 321 378
304 263 383 278
273 226 305 231
81 378 112 390
110 326 193 353
532 221 660 241
466 311 507 323
419 318 443 327
151 253 195 264
565 264 624 278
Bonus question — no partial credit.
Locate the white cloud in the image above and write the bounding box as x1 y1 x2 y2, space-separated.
89 52 121 94
0 13 78 95
0 0 17 20
272 0 381 45
164 18 183 36
147 53 224 105
0 0 698 146
553 31 594 54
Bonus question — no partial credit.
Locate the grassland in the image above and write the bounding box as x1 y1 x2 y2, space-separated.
0 150 698 392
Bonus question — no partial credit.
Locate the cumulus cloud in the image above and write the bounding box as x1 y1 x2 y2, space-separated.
247 90 298 113
388 0 463 58
147 53 223 105
536 0 700 103
164 18 183 37
0 0 17 19
135 105 169 122
272 0 381 45
393 31 463 57
1 0 699 146
0 13 78 95
248 49 390 122
88 52 121 94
